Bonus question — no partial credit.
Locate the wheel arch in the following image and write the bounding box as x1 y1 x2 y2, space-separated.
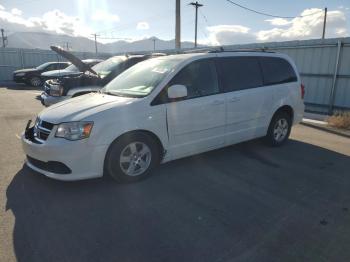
104 129 165 164
271 105 294 123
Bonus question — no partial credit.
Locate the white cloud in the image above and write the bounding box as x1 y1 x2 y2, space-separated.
258 8 347 41
91 10 119 22
203 25 255 46
203 8 348 46
265 18 291 26
0 7 94 37
11 8 22 16
136 22 149 30
0 5 5 10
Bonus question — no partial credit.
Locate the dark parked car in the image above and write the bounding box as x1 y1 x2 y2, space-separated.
13 62 70 87
41 46 166 106
40 59 103 82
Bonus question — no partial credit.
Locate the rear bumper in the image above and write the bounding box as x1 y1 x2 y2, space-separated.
293 103 305 125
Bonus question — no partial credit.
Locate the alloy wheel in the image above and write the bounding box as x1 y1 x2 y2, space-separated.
119 142 152 176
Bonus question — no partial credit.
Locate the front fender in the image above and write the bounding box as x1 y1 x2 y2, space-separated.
86 103 169 153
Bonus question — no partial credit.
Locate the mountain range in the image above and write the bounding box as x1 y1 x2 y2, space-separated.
6 32 201 53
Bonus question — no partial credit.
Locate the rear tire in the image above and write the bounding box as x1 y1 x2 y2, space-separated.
104 133 160 183
265 111 292 147
29 76 42 87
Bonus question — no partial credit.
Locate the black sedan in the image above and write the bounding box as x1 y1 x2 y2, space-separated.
13 62 70 87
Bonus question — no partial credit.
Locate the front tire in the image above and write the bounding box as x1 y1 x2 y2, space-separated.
104 133 160 183
265 111 292 146
29 76 42 87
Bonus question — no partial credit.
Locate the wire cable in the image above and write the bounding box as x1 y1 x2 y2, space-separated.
225 0 323 19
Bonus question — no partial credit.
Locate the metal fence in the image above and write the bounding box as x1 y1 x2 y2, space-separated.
1 37 350 114
0 48 112 82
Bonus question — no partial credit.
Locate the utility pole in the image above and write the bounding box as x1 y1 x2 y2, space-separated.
175 0 181 50
189 1 203 48
1 29 7 48
92 33 99 54
322 7 327 39
151 37 156 51
62 42 71 51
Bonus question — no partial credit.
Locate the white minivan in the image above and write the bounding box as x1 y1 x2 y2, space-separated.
22 51 305 182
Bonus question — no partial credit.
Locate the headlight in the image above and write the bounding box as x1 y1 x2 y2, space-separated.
49 84 64 97
16 72 25 76
55 122 93 141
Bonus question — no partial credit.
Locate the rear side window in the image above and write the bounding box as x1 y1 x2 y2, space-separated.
260 57 297 85
218 57 263 92
45 64 57 71
168 59 219 99
57 63 68 69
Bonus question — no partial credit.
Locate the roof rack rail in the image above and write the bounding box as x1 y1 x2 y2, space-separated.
177 47 223 54
176 46 275 54
209 48 275 53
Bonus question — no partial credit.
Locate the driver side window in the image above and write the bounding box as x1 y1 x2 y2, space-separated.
168 58 219 99
152 58 219 105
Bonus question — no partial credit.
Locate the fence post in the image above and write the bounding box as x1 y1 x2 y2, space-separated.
19 49 25 68
328 40 342 114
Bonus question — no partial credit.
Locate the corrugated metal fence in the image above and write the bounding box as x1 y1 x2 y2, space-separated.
1 37 350 114
0 48 112 82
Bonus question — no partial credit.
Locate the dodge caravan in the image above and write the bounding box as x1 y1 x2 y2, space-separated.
22 51 304 182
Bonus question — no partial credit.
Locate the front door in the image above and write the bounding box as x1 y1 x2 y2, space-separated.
165 58 226 159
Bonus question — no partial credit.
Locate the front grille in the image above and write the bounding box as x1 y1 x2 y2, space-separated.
33 118 54 143
27 156 71 174
41 120 54 130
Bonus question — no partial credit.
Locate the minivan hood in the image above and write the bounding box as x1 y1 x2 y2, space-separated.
50 46 98 76
39 92 136 123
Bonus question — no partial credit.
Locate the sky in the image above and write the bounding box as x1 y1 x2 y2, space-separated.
0 0 349 45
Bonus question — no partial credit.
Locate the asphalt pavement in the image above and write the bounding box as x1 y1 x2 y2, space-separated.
1 83 350 262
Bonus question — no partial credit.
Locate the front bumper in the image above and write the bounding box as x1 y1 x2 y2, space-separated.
22 131 108 181
40 92 70 106
13 75 26 83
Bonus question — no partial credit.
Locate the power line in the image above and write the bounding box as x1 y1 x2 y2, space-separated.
225 0 323 19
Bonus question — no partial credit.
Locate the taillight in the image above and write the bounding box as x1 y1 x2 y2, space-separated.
301 84 305 99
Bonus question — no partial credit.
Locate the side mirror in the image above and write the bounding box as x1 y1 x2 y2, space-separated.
167 84 188 99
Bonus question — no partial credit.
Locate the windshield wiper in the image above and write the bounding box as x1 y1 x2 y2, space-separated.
102 90 143 98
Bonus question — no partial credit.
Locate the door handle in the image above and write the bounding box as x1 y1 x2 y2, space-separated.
229 97 240 102
212 100 225 105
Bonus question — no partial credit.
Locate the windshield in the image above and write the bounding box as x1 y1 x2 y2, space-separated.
102 57 182 97
91 56 125 78
36 62 53 70
64 64 79 72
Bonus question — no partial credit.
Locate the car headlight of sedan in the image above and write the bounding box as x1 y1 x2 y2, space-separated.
55 121 93 141
49 84 64 97
15 72 25 76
